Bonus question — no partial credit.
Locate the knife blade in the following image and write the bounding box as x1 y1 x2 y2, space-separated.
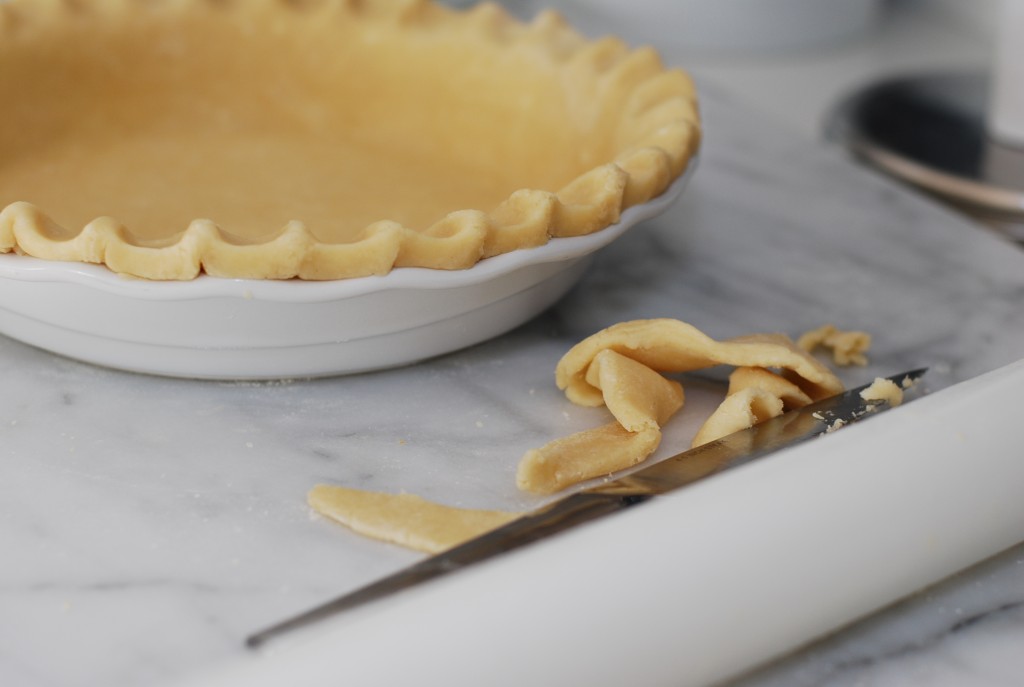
247 367 927 649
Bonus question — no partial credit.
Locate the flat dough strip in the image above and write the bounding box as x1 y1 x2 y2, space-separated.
556 319 843 407
308 484 518 554
517 424 662 495
518 349 682 494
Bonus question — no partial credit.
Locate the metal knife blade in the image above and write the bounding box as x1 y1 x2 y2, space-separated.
247 368 927 649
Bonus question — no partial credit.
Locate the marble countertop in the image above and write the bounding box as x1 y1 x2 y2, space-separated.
3 6 1024 687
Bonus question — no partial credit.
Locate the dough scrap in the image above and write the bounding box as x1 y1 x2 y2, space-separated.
518 350 681 494
308 484 518 554
311 320 871 551
584 349 685 432
690 366 816 447
557 319 843 407
727 366 813 409
798 324 872 367
520 319 845 494
859 377 904 407
517 423 662 495
690 387 784 448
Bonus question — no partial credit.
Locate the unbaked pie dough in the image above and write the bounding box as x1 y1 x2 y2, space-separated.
0 0 700 280
309 484 518 553
859 377 904 407
797 324 872 367
517 319 846 494
310 320 862 549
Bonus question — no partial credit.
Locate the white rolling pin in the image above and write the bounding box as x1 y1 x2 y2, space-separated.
182 359 1024 687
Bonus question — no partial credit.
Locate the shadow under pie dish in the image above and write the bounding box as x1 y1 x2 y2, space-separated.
0 0 700 378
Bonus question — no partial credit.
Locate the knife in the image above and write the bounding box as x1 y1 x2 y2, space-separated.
247 368 927 649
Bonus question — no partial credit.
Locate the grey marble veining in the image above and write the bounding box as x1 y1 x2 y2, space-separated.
2 82 1023 687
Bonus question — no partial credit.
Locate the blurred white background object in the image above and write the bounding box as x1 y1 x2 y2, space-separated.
564 0 883 53
990 0 1024 146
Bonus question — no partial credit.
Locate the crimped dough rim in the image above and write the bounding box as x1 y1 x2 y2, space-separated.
0 0 701 281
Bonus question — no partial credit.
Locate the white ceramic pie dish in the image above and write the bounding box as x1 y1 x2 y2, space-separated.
0 161 695 379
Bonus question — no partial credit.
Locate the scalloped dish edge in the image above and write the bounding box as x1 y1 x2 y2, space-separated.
0 0 701 281
0 161 695 302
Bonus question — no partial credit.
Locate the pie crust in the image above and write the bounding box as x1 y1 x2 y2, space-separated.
0 0 700 280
